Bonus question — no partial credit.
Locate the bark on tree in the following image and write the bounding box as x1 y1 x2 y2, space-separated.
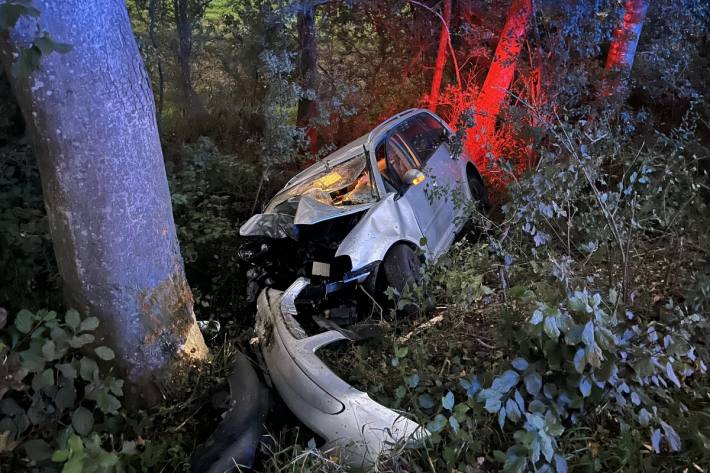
599 0 649 99
0 0 207 404
468 0 532 159
427 0 452 112
296 1 319 153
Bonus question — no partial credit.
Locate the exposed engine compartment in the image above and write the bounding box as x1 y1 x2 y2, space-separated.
238 211 377 334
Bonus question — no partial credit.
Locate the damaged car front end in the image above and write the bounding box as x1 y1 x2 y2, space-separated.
239 141 383 311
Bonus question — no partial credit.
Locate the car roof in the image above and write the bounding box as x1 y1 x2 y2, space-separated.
283 108 425 188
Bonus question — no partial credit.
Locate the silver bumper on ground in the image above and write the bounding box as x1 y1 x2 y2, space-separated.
255 278 428 467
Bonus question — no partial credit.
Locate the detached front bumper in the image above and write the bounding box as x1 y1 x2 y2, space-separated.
255 278 428 467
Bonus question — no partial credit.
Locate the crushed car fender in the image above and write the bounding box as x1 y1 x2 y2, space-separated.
335 193 423 271
256 281 429 467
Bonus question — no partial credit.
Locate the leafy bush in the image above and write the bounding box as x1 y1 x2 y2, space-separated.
0 307 127 472
458 109 710 471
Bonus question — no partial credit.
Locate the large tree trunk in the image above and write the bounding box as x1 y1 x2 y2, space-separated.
0 0 207 404
296 1 319 153
599 0 649 99
427 0 452 112
468 0 532 159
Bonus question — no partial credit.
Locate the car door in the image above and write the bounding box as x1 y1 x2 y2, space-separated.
396 113 465 256
375 125 448 254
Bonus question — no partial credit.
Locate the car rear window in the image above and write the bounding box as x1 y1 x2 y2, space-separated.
396 114 447 164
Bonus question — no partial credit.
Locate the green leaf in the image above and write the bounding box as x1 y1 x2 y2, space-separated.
31 368 54 391
579 376 592 397
484 397 501 413
69 333 95 348
544 315 560 338
65 309 81 330
51 449 70 462
406 373 419 388
503 454 526 473
20 348 46 372
79 317 99 332
394 346 409 358
55 383 77 412
96 392 121 414
418 393 434 409
42 340 57 361
442 391 455 411
582 321 595 347
67 434 84 454
573 348 586 373
524 372 542 396
79 358 99 382
63 454 85 473
94 346 115 361
448 415 460 433
32 34 54 54
71 407 94 436
23 439 52 461
15 309 34 333
394 385 406 399
426 414 447 433
57 363 77 379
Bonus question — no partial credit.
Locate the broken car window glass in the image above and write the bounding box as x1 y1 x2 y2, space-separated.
265 153 378 213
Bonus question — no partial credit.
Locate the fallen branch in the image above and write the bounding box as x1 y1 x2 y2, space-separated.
398 314 444 343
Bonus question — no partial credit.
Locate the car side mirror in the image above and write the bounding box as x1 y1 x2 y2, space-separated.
402 168 426 187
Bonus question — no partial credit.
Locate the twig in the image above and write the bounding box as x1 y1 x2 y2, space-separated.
397 314 444 343
250 173 265 215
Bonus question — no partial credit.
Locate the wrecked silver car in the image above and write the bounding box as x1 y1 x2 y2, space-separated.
240 108 488 465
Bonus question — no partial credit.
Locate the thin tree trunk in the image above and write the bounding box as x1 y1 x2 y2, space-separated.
468 0 532 159
0 0 207 404
296 1 319 153
148 0 165 124
173 0 194 116
599 0 649 99
428 0 451 112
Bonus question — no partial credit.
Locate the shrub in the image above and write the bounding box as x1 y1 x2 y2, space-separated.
461 108 710 471
0 307 127 472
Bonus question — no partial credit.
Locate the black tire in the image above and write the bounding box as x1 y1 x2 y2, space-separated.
456 169 490 242
382 243 421 316
467 169 490 213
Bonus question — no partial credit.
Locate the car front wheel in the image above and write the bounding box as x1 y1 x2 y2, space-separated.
467 170 490 213
382 243 421 316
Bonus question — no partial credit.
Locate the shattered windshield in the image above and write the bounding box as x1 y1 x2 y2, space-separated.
265 153 378 213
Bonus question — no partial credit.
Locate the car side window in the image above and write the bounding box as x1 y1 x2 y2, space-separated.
397 114 448 164
376 133 420 193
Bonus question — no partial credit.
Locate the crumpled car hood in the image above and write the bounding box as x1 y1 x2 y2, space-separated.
239 196 375 238
292 196 374 225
